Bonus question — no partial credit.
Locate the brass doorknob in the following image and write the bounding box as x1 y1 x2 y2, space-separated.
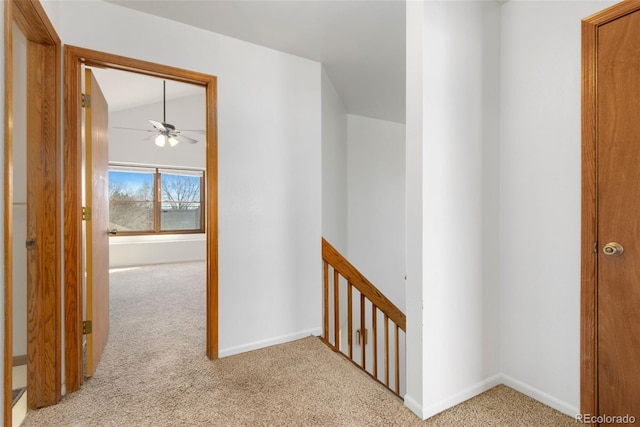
603 242 624 257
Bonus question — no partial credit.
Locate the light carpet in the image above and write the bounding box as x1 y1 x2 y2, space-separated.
22 262 575 426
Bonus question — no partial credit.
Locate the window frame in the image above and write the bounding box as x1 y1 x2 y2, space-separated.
109 163 205 236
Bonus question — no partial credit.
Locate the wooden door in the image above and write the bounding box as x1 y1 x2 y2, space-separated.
583 2 640 421
84 68 110 377
25 36 60 411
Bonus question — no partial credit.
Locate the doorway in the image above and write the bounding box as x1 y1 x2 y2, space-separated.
3 1 62 425
581 0 640 418
87 66 208 377
11 19 29 424
63 45 218 393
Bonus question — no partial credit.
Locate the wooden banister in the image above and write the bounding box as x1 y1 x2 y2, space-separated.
322 239 406 331
321 238 405 399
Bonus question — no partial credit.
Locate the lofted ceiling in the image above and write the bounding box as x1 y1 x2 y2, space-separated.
105 0 406 124
90 67 204 113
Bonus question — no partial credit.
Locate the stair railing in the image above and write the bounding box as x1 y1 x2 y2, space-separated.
321 238 406 398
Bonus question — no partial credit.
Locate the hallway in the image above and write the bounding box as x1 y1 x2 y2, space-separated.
19 263 573 426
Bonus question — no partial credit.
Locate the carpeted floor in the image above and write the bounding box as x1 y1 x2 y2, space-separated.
21 262 575 426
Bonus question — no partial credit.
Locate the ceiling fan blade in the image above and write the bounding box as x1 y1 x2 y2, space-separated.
177 134 199 144
113 126 155 133
180 129 206 135
149 120 167 132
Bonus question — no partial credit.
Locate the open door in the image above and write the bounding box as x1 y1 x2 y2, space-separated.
84 68 110 377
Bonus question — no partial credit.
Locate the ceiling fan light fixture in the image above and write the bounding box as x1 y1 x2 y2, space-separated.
168 136 179 147
114 80 202 146
155 134 166 147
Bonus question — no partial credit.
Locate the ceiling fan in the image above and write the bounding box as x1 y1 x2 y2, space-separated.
114 80 204 147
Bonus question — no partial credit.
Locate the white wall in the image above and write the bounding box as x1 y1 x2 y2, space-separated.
405 1 501 419
59 0 322 357
109 234 206 268
499 0 615 415
321 68 348 254
106 92 207 268
405 0 425 416
40 0 61 30
347 114 405 311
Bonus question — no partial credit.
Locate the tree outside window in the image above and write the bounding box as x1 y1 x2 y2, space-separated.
109 165 204 234
160 171 202 231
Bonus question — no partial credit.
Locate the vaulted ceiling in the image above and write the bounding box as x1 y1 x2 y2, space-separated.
106 0 406 124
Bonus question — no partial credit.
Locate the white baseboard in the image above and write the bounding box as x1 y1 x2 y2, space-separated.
403 394 425 419
422 374 502 419
500 374 578 417
405 374 502 420
404 374 577 420
219 327 323 358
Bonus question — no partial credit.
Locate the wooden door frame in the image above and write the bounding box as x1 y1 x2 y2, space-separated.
581 0 640 415
4 0 62 424
63 45 219 393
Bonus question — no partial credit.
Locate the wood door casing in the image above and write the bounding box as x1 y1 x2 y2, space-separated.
64 45 219 394
84 69 110 377
582 0 640 419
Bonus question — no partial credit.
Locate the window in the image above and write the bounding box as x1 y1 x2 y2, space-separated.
159 169 203 232
109 164 204 235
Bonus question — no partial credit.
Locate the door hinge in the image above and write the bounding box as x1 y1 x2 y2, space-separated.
81 93 91 108
82 206 91 221
83 321 92 335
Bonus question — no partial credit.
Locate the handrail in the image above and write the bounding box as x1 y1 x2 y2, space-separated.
322 239 405 331
321 238 406 398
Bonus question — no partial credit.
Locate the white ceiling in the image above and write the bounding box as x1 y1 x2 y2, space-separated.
105 0 406 124
90 67 204 113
